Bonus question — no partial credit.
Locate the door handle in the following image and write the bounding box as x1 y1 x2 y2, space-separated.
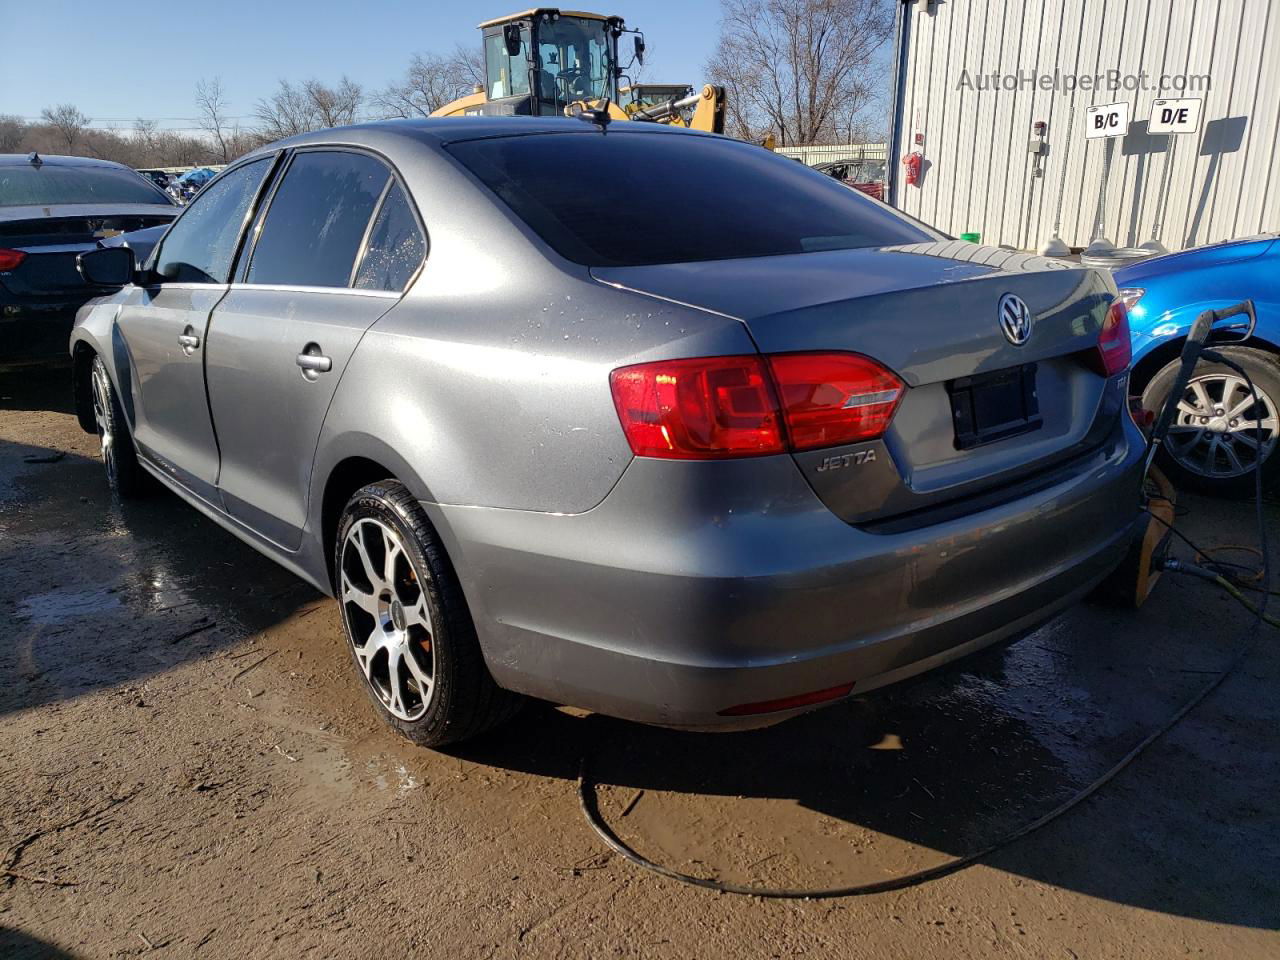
296 353 332 373
177 332 200 354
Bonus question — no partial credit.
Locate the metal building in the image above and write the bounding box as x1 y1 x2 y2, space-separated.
887 0 1280 253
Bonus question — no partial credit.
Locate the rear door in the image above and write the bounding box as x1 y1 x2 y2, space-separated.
205 149 426 549
114 157 276 502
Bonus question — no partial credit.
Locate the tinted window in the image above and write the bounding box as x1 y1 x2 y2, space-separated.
447 133 938 267
353 183 425 292
247 151 389 288
0 164 172 207
153 158 271 284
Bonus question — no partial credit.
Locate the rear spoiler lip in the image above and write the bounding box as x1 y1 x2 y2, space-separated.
0 202 178 222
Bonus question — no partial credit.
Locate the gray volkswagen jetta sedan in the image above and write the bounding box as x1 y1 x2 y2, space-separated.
71 118 1144 745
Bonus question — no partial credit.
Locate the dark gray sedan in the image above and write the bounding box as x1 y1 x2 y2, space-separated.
71 118 1144 745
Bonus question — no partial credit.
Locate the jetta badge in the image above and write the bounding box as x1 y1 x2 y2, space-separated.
998 293 1032 345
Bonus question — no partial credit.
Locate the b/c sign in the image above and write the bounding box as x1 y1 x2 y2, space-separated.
1085 101 1131 139
1149 98 1203 135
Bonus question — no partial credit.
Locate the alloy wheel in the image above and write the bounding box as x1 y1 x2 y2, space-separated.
339 518 436 721
1166 372 1278 479
90 363 117 484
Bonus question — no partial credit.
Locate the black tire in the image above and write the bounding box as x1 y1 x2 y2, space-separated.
334 480 522 747
1140 345 1280 498
89 354 148 498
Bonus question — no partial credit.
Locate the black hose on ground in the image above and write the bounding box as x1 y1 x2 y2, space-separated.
577 311 1271 900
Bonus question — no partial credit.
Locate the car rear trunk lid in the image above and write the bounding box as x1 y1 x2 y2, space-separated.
0 206 174 296
592 241 1123 524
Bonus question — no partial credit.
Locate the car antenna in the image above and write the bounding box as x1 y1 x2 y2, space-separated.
27 151 42 167
571 99 612 131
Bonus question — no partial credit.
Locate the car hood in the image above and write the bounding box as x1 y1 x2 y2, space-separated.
1114 234 1278 285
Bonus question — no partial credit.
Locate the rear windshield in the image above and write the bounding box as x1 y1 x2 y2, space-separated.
446 132 937 267
0 165 173 207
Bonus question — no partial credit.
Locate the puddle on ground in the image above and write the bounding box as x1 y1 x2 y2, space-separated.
18 585 122 624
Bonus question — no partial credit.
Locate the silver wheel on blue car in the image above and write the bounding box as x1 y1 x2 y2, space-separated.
1142 346 1280 498
334 480 522 745
1167 372 1278 479
88 354 146 498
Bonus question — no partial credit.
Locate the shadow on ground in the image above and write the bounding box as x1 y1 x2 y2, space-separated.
0 928 82 960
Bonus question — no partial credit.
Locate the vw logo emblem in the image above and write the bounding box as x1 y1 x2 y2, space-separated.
998 293 1032 346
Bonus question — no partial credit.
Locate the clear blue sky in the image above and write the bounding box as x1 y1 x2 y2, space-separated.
2 0 729 132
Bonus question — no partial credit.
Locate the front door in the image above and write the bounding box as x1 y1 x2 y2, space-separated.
114 156 276 503
205 150 425 550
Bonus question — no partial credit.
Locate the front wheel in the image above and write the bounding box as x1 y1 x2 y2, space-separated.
89 354 147 498
1141 345 1280 497
334 480 522 747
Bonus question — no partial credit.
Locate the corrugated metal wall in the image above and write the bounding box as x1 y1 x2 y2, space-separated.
775 143 888 166
891 0 1280 251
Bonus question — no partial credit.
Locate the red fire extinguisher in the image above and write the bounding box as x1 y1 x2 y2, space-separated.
902 151 923 187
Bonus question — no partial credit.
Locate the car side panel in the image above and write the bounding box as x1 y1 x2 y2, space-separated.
115 283 225 503
204 287 397 550
1127 245 1280 371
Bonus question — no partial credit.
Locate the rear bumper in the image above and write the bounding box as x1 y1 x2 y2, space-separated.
0 296 82 363
425 415 1146 729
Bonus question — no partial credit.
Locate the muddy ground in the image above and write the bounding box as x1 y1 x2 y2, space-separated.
1 364 1277 959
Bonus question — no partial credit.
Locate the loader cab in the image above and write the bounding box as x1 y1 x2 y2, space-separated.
480 9 624 116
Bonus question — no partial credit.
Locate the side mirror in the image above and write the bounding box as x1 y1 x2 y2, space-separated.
634 35 645 66
503 24 522 57
77 246 136 287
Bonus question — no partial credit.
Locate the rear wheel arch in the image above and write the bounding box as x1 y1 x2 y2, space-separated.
318 446 440 584
1131 331 1280 394
321 457 396 589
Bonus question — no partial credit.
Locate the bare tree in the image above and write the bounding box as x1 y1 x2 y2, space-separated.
254 80 319 139
374 45 486 119
196 77 234 163
304 77 364 128
255 77 363 139
0 115 25 153
706 0 892 146
40 103 90 153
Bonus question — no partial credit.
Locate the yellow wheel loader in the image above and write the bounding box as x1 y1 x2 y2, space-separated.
430 9 726 134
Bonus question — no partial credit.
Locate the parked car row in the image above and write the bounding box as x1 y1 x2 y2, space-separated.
135 166 219 203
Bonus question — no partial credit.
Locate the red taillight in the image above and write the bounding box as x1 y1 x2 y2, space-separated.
0 248 27 271
609 355 786 459
1095 300 1131 376
609 351 904 460
767 352 904 450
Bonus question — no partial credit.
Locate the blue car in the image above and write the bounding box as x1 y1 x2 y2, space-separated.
1116 233 1280 496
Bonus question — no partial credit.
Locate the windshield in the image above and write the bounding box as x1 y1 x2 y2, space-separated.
535 16 614 112
448 132 939 267
0 164 173 207
485 28 532 100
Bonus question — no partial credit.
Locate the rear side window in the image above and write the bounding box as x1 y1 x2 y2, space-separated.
353 183 425 292
154 158 272 284
0 164 172 207
247 151 389 288
447 133 938 267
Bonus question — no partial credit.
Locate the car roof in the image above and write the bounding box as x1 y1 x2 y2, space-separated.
245 115 720 159
0 153 135 171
